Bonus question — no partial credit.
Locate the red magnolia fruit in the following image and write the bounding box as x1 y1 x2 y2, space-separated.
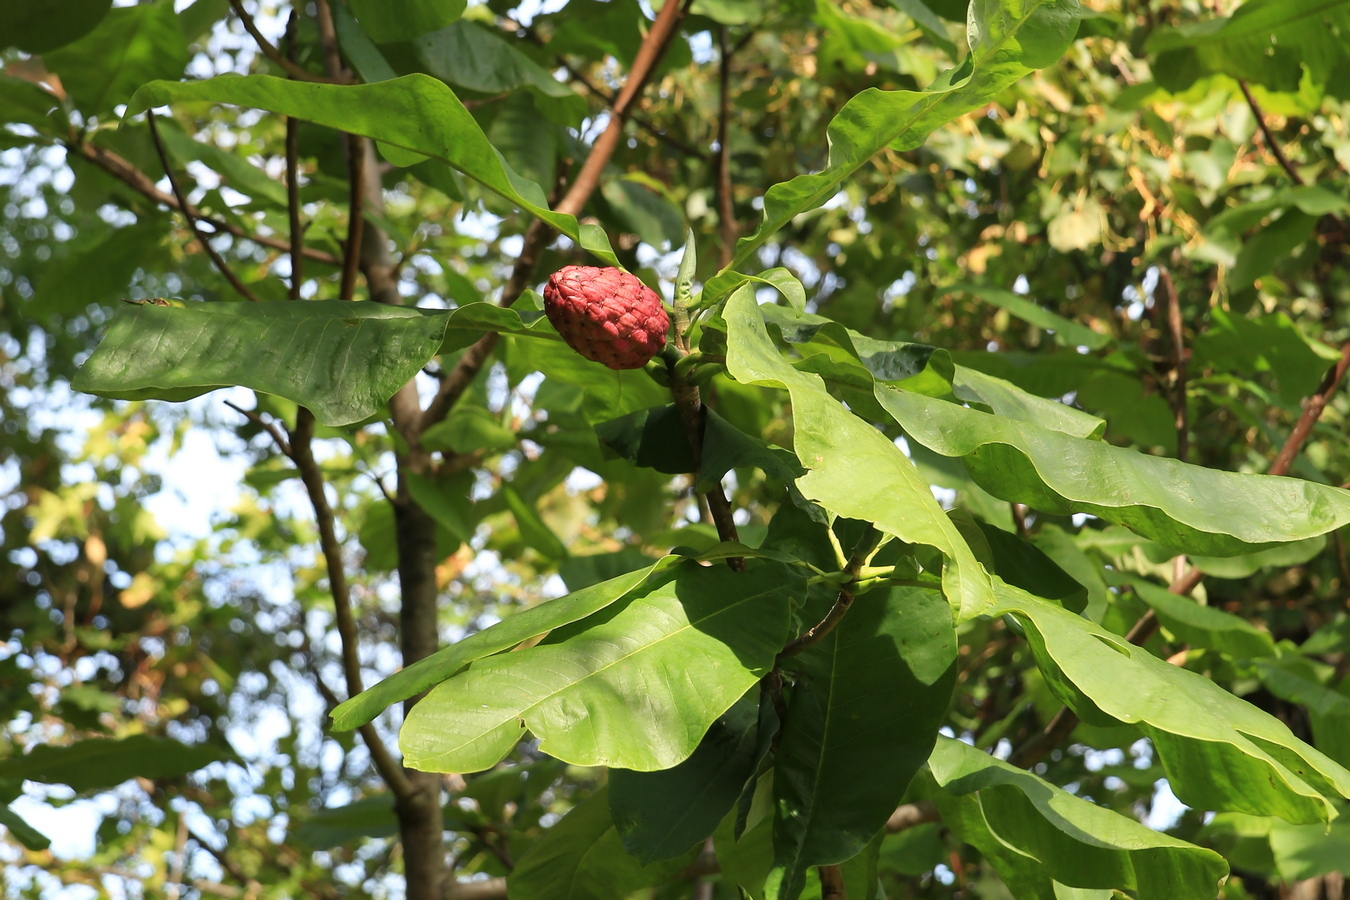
542 265 670 370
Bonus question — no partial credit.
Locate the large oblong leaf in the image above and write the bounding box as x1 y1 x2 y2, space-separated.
876 385 1350 556
704 0 1080 297
993 583 1350 824
724 288 995 621
72 300 448 426
399 560 800 773
0 735 233 792
123 74 618 265
768 587 957 900
331 560 665 731
930 736 1229 900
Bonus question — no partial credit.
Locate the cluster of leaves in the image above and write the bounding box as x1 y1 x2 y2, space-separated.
3 0 1350 898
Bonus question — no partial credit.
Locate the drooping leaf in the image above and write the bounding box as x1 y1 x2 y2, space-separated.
399 560 800 772
1127 579 1277 660
413 20 585 124
348 0 466 43
609 691 763 863
0 805 51 851
72 300 448 427
724 288 996 622
503 484 568 560
1147 0 1350 93
0 0 111 53
767 586 956 900
330 561 665 731
993 583 1350 823
929 736 1229 900
123 74 618 265
704 0 1080 297
0 735 232 792
45 0 188 114
875 385 1350 556
507 788 698 900
31 221 168 316
1256 658 1350 768
950 283 1113 350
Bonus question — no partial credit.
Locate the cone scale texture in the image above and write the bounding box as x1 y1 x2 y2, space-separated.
542 266 670 370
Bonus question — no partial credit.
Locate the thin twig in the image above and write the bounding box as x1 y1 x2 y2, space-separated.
288 408 414 799
68 139 341 266
313 0 346 86
716 26 737 268
285 11 304 300
780 529 884 657
422 0 693 435
340 135 366 301
1238 81 1304 187
223 400 292 456
1159 267 1188 461
555 57 707 159
146 111 262 303
227 0 333 83
1270 339 1350 477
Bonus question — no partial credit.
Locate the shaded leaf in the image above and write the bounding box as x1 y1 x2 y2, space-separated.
0 735 232 792
0 805 50 851
349 0 465 43
1128 579 1277 660
0 0 111 54
875 384 1350 556
950 283 1112 350
45 0 188 114
399 560 800 772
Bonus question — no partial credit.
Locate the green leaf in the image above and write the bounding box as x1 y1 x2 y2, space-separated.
974 520 1088 613
0 805 51 851
154 122 288 208
1128 579 1277 660
705 0 1080 296
954 367 1106 441
1191 535 1326 579
507 787 698 900
72 300 448 427
505 332 668 423
929 736 1229 900
331 561 664 731
992 583 1350 823
609 691 763 863
348 0 465 42
1256 659 1350 768
1268 820 1350 881
0 735 232 792
1147 0 1350 93
767 587 956 900
406 472 475 544
0 74 65 132
414 20 585 124
291 795 404 848
45 0 188 114
949 283 1112 350
32 221 168 317
724 289 996 621
875 385 1350 556
399 560 800 772
123 74 618 265
504 484 567 560
1192 307 1339 406
0 0 111 53
421 406 518 455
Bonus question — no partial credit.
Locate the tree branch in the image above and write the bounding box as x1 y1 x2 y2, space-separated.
146 111 262 303
421 0 693 435
1270 339 1350 477
287 408 414 799
716 26 737 268
1159 267 1187 461
1238 80 1304 187
285 12 305 301
227 0 334 83
69 138 341 266
819 865 846 900
340 135 367 301
779 529 884 657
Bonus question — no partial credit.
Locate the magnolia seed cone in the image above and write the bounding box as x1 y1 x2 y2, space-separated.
542 265 671 370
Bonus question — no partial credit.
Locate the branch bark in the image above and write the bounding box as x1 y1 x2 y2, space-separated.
68 139 341 266
227 0 334 83
716 26 737 268
1159 267 1187 461
146 111 261 303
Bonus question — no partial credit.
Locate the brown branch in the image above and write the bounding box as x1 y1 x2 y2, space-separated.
819 865 846 900
285 12 305 300
340 136 367 301
716 26 737 269
223 400 291 456
313 0 346 86
69 139 341 266
1270 339 1350 477
227 0 333 83
421 0 692 435
1238 81 1305 187
288 408 414 799
147 111 262 302
555 57 707 159
886 800 939 832
780 530 884 657
1159 267 1188 461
